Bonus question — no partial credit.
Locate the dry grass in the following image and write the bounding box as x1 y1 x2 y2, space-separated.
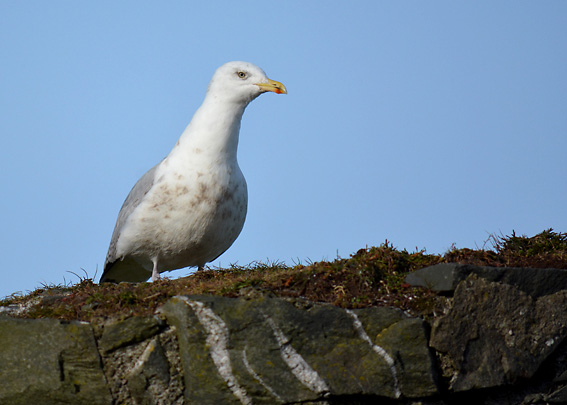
1 229 565 324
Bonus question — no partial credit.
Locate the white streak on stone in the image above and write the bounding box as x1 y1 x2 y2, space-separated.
345 309 401 399
263 314 330 395
242 347 284 403
132 338 157 372
182 298 252 405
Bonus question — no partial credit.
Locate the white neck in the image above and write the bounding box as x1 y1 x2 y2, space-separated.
174 96 247 161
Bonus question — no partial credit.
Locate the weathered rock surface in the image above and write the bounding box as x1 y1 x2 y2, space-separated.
159 295 437 404
100 319 184 405
406 263 567 296
430 274 567 391
98 315 165 353
0 318 111 405
3 266 567 404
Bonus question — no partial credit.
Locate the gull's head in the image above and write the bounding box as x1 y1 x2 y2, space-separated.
207 61 287 104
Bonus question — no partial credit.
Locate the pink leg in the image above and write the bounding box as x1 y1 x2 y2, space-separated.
152 259 160 282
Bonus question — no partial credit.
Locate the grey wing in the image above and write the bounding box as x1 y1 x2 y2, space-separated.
100 163 160 282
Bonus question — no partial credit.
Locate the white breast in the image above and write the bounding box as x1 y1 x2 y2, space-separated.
115 154 248 271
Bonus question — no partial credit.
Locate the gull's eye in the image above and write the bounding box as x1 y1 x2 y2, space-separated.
236 71 247 79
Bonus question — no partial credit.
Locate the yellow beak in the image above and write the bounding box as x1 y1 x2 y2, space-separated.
256 78 287 94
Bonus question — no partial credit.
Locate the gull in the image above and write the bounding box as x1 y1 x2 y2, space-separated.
100 61 286 283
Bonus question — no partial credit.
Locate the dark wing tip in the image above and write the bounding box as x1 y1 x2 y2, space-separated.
99 261 118 283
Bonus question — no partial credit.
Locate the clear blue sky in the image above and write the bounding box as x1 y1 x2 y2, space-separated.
1 2 566 298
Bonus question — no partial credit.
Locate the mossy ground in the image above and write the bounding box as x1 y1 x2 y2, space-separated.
2 229 566 324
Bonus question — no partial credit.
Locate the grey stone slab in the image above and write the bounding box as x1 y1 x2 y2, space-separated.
159 295 437 404
0 318 111 405
430 275 567 392
406 263 567 297
98 315 165 353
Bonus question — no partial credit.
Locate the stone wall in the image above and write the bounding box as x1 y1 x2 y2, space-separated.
2 264 567 404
